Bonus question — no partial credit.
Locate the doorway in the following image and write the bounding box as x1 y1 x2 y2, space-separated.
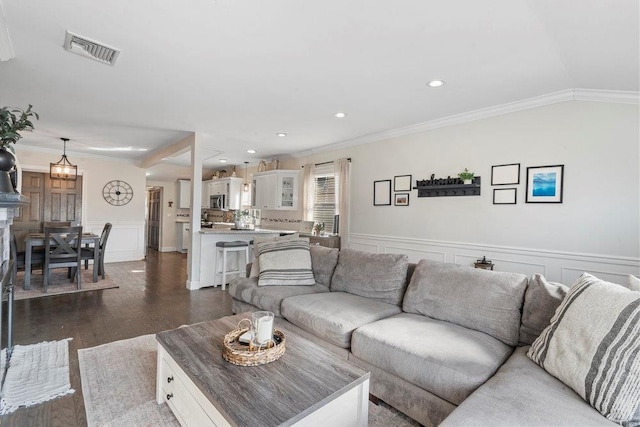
12 171 83 251
147 187 161 251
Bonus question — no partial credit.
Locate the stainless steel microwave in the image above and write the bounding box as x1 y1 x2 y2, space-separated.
210 194 226 210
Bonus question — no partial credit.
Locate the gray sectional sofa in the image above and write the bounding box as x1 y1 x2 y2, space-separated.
229 246 616 426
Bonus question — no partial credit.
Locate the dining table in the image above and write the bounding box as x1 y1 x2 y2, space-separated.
23 232 100 290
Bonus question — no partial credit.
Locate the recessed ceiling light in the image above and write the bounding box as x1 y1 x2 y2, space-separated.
334 112 347 118
247 149 256 154
276 133 287 137
427 80 445 88
220 159 227 163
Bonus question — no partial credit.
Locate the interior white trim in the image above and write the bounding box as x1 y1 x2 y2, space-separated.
289 89 640 160
348 233 640 285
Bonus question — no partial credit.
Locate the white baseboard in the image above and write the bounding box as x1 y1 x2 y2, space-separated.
348 233 640 285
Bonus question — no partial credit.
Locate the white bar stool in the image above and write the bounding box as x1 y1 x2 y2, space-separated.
214 241 249 290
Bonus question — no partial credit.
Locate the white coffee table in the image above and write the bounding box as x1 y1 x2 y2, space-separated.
156 313 370 426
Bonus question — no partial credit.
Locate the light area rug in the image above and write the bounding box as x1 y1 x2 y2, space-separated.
14 269 118 300
79 334 419 427
0 338 74 415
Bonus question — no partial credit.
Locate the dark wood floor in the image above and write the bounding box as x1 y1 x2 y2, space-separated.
1 249 233 427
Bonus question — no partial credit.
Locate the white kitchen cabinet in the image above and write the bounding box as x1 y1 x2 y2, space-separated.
204 178 242 209
201 179 213 208
252 170 299 210
176 222 190 253
177 179 191 209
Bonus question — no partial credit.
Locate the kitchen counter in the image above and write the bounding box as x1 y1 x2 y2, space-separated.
197 228 296 289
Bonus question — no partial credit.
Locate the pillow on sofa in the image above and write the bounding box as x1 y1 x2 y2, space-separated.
527 273 640 426
249 234 300 278
310 245 339 287
628 274 640 291
255 238 315 286
403 259 528 346
518 274 569 346
330 249 409 306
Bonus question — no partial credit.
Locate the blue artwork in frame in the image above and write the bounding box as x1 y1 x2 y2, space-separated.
526 165 564 203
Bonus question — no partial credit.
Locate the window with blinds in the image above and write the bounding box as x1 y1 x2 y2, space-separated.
313 175 335 232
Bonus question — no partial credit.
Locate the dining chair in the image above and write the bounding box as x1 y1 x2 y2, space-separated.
81 223 112 279
43 226 83 292
42 221 72 231
10 232 45 286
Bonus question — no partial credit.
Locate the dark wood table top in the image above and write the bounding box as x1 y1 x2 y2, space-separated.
156 313 369 426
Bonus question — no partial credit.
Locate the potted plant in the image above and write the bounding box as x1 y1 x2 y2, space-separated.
458 168 475 185
234 209 255 230
313 222 325 236
0 104 39 192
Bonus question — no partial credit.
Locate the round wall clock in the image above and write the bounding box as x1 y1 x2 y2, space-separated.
103 180 133 206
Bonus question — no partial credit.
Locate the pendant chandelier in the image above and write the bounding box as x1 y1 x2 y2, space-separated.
50 137 77 180
243 161 249 192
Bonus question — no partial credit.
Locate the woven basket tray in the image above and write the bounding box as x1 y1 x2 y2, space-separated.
222 328 286 366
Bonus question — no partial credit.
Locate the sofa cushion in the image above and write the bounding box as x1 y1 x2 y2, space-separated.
518 274 569 346
229 277 329 317
403 259 527 346
528 273 640 426
330 249 409 305
440 347 616 427
351 313 513 405
280 292 402 348
309 245 339 287
256 238 315 286
628 274 640 291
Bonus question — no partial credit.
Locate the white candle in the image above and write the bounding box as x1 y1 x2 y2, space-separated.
256 316 273 344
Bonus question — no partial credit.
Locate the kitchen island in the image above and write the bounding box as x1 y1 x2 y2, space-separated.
198 227 297 288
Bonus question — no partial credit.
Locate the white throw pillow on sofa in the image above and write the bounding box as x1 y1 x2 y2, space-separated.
255 238 315 286
527 273 640 425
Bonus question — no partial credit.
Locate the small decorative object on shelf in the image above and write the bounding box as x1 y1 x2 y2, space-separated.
474 256 494 270
458 168 475 185
413 173 481 197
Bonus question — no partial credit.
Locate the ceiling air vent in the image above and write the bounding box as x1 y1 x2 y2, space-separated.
63 31 120 65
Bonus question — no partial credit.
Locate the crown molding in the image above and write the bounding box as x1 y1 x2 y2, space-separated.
573 88 640 104
290 88 639 159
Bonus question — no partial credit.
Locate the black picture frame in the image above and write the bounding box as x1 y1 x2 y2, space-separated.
491 163 520 185
526 165 564 203
373 180 392 206
394 193 409 206
493 188 517 205
394 175 412 192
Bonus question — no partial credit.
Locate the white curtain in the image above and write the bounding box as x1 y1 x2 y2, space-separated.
334 158 350 245
302 163 315 221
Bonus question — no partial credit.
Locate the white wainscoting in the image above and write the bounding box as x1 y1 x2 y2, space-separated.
348 233 640 285
84 221 146 263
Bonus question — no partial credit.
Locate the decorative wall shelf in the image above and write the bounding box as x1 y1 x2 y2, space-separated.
413 176 481 197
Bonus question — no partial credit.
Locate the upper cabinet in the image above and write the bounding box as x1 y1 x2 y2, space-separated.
202 177 243 210
252 170 299 210
177 179 191 208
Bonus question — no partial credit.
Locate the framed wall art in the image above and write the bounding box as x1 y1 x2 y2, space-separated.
394 175 412 192
373 179 392 206
526 165 564 203
394 193 409 206
491 163 520 185
493 188 517 205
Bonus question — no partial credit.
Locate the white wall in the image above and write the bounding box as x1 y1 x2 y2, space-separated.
278 100 640 283
14 148 147 262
